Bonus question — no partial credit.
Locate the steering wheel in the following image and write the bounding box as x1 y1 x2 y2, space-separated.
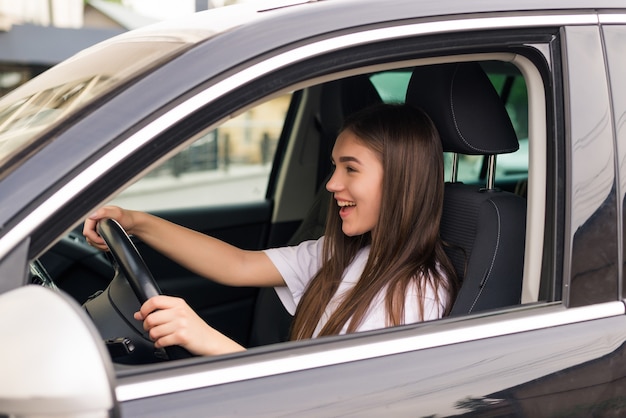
83 218 192 363
97 218 160 305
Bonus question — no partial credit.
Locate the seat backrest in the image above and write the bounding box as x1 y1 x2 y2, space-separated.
405 62 527 315
248 75 382 347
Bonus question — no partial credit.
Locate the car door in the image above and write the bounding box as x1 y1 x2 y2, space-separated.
117 306 626 417
115 10 626 418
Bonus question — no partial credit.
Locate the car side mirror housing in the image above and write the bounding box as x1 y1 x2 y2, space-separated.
0 285 118 417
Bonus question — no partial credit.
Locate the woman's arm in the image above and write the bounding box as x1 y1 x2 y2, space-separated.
83 205 285 288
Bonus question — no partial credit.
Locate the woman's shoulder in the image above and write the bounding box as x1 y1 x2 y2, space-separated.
264 236 325 270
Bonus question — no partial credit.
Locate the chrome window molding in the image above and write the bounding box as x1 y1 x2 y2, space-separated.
599 13 626 24
0 11 599 261
116 301 624 401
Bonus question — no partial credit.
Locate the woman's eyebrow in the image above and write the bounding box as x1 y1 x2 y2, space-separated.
338 156 362 164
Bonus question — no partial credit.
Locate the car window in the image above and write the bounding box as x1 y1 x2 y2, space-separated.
369 70 412 102
110 93 292 211
368 64 529 186
486 70 529 181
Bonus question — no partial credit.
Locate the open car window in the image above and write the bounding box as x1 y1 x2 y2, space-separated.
110 93 292 211
87 55 546 358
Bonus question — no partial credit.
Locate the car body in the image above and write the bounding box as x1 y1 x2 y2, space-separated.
1 0 626 416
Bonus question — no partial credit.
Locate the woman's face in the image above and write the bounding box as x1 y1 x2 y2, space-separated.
326 130 383 237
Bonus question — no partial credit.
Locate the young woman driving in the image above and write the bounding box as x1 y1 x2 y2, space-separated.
83 102 458 356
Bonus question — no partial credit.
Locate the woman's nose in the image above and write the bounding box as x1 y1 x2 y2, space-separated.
326 171 342 192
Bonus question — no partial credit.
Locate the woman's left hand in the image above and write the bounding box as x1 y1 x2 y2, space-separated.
135 295 246 356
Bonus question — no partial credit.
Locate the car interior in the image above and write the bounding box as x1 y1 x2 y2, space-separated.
32 53 546 364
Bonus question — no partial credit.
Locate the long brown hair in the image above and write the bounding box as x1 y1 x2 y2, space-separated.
290 103 458 340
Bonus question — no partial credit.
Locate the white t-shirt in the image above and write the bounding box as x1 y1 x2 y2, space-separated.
264 237 448 337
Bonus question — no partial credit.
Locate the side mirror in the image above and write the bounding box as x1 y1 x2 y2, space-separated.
0 285 118 417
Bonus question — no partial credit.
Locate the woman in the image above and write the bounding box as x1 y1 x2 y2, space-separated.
84 102 458 355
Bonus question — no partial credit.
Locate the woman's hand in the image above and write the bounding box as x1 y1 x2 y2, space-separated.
135 295 246 356
83 206 138 251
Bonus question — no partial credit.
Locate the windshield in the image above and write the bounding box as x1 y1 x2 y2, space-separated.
0 4 263 171
0 39 197 170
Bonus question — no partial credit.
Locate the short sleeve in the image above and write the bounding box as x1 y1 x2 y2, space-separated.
263 237 325 315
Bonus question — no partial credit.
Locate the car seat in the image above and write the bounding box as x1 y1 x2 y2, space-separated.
405 62 527 315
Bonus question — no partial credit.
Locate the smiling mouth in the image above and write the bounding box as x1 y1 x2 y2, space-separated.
337 200 356 207
337 200 355 219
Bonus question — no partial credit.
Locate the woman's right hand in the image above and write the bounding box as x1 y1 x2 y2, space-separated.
83 205 138 251
135 295 246 356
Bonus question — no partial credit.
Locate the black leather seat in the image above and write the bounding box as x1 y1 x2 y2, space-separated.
405 62 527 315
248 75 382 346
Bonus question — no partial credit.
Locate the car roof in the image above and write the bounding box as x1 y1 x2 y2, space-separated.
78 0 626 50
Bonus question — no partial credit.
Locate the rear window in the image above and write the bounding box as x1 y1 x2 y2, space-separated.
368 63 528 185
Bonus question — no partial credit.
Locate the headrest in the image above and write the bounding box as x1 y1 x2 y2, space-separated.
319 74 382 136
405 62 518 155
